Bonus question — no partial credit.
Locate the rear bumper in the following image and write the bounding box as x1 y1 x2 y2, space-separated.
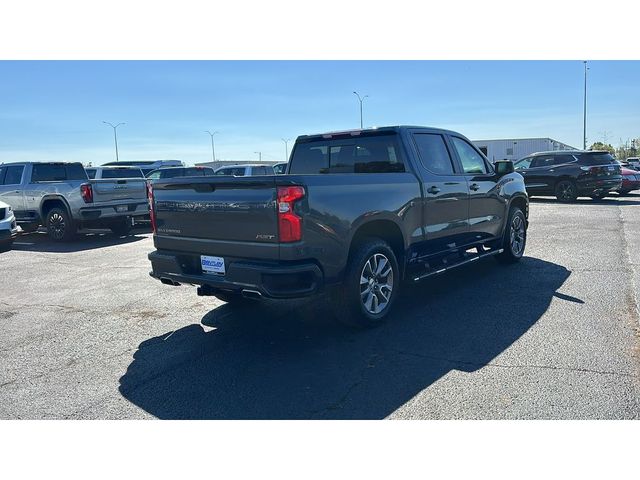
78 201 149 221
577 178 622 194
148 249 323 299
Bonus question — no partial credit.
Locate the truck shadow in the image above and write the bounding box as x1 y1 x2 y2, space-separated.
119 257 571 419
12 227 151 253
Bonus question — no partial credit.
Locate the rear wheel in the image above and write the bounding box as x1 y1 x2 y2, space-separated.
333 238 400 328
495 206 527 264
555 180 578 202
46 207 76 242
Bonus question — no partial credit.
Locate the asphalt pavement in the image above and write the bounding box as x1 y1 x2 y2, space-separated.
1 195 639 419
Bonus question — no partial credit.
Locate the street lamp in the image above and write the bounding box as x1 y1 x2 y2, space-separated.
205 130 218 163
583 61 589 150
254 151 262 162
353 91 369 129
281 138 291 162
102 121 125 162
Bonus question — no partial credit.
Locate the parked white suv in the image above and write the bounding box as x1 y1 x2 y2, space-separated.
213 164 274 176
0 201 21 251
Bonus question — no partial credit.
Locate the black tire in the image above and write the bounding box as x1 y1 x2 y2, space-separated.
495 206 527 264
45 207 76 242
617 190 630 196
110 219 133 237
554 179 578 202
332 237 400 328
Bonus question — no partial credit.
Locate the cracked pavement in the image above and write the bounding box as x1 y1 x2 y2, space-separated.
1 196 640 419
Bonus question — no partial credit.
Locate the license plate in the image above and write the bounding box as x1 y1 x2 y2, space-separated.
201 255 225 275
116 205 127 212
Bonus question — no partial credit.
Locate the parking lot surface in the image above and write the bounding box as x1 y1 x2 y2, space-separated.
1 196 640 419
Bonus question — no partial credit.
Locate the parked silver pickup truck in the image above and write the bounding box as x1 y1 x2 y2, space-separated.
0 161 149 241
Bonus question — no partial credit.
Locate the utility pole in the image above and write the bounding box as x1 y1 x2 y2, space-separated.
205 130 218 163
254 151 262 162
583 61 588 150
102 121 125 162
353 91 369 129
281 138 290 162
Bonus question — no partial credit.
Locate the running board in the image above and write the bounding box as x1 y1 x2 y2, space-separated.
412 248 504 282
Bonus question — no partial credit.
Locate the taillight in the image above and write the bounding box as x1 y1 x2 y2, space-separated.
147 182 157 234
277 186 305 243
80 183 93 203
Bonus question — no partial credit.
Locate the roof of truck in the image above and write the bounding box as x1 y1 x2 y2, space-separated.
297 125 460 140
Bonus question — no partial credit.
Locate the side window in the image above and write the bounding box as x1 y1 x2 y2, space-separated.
451 137 488 174
514 157 533 170
65 163 88 180
530 156 554 168
289 145 329 174
147 171 161 180
553 155 575 166
86 169 97 179
413 133 455 175
254 166 267 175
32 163 67 182
0 167 6 184
3 166 25 185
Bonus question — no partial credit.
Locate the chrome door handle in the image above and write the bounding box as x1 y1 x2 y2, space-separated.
470 183 480 191
427 186 440 194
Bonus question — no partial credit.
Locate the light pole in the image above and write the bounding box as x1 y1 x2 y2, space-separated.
254 151 262 162
583 61 589 150
205 130 218 163
102 121 125 162
281 138 290 162
353 91 369 129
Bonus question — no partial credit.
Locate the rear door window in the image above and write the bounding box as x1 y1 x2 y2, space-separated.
101 168 144 179
514 157 533 170
85 169 97 179
553 155 576 166
530 156 555 168
412 133 455 175
32 163 67 181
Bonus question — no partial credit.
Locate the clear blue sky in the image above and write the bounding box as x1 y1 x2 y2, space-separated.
0 61 638 165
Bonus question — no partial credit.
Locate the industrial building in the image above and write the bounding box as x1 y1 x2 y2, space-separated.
472 138 577 163
195 160 280 169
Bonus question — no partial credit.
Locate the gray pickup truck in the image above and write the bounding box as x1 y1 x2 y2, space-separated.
0 161 149 241
148 126 529 326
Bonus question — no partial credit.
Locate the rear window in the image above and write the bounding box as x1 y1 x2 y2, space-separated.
578 153 616 165
32 163 88 182
216 167 246 176
101 168 144 179
180 167 214 177
289 134 405 174
159 169 186 179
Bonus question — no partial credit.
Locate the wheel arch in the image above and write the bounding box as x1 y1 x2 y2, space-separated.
40 195 72 220
347 218 406 278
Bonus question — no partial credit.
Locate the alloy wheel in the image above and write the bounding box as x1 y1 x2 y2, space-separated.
49 212 66 240
359 253 394 315
510 214 525 256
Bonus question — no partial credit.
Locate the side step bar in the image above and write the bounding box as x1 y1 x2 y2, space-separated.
412 248 504 282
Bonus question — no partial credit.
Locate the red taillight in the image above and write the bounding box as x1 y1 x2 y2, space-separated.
80 183 93 203
277 186 305 243
147 182 157 234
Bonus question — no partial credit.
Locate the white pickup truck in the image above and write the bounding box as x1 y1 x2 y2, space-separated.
0 161 149 241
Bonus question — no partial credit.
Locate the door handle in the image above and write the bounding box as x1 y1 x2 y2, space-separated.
469 183 480 191
427 186 440 194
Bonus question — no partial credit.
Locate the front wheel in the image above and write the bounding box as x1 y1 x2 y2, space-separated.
555 180 578 202
590 191 608 200
495 206 527 264
333 238 400 328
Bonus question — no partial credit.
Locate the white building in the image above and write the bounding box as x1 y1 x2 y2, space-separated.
195 160 280 169
472 138 577 163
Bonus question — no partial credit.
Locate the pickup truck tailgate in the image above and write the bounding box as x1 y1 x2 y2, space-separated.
91 178 148 202
152 176 279 256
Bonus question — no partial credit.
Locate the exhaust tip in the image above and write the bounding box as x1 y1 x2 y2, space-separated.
241 289 262 300
160 277 180 286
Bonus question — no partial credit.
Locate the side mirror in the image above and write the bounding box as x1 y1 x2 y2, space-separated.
494 160 514 176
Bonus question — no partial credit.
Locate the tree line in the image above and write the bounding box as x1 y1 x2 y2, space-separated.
589 138 639 160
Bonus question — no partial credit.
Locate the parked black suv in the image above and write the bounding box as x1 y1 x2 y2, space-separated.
514 150 622 201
